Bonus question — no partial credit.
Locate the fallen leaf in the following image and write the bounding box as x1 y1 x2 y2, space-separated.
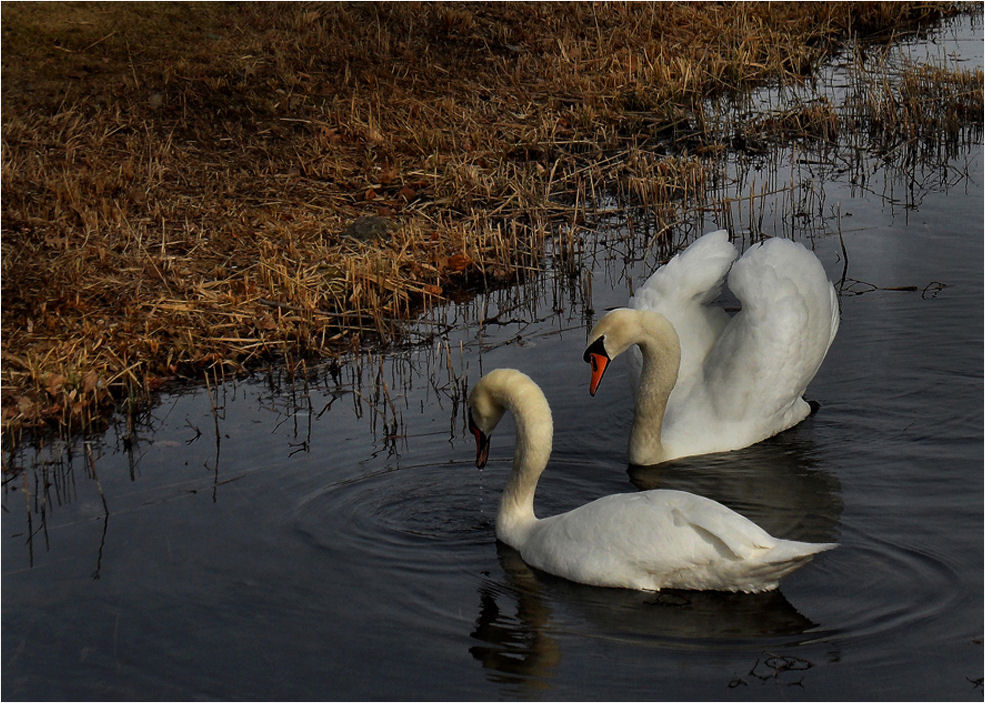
145 376 168 391
44 374 66 397
42 403 64 417
489 265 512 281
83 370 100 393
446 254 472 272
17 396 37 416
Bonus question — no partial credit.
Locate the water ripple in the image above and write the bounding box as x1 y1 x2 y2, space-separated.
293 461 496 575
802 518 963 645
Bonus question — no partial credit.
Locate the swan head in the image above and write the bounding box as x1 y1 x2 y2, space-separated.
584 308 678 396
467 368 552 470
467 369 512 468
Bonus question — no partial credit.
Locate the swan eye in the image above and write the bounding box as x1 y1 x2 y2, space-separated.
583 336 609 364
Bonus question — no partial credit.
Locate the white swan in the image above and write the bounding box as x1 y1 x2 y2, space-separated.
584 230 839 466
467 368 836 593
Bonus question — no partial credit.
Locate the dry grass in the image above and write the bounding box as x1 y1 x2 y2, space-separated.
0 2 971 442
845 56 984 153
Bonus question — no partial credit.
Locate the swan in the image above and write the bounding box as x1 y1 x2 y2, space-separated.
467 368 836 593
584 229 839 466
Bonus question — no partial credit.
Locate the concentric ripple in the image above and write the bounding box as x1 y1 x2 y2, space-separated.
791 517 965 646
293 460 498 577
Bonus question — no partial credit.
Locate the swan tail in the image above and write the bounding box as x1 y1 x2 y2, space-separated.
768 538 838 561
826 281 841 351
737 540 837 591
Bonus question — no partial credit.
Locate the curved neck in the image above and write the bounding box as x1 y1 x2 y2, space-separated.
495 382 553 550
629 316 681 466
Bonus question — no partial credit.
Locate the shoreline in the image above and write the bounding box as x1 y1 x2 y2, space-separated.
0 2 976 444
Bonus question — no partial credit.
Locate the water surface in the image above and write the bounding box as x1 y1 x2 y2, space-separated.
3 15 982 701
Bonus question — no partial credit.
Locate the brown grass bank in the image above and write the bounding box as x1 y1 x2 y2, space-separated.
0 2 969 443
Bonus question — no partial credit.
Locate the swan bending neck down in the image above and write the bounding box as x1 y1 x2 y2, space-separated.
467 368 836 593
584 230 840 466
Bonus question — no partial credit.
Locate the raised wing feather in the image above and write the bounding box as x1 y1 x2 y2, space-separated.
705 237 839 423
631 230 738 310
630 230 738 390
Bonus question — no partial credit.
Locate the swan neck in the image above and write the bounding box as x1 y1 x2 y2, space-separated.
496 386 552 549
630 322 680 465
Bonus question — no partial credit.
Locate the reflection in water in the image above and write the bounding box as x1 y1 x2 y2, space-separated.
627 426 843 543
469 538 825 693
469 544 561 695
549 579 819 643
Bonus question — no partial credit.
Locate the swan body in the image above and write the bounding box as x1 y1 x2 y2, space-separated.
585 230 839 466
467 368 836 593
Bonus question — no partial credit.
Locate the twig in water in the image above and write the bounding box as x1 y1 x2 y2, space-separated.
922 281 948 299
22 471 33 567
837 204 849 288
85 443 110 516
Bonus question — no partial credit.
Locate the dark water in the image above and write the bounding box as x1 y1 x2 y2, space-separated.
3 17 982 702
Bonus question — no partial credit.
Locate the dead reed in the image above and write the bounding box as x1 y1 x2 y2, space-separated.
0 2 973 443
844 54 984 154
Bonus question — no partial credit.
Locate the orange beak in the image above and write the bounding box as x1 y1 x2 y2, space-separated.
584 336 611 397
587 353 609 396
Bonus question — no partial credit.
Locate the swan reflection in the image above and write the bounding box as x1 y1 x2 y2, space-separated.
469 543 561 694
628 424 843 543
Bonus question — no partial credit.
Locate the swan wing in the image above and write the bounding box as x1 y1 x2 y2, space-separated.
631 230 738 309
661 490 776 559
522 490 831 591
703 237 839 428
630 230 738 388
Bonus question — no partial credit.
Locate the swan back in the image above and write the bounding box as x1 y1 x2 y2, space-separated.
523 489 835 593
